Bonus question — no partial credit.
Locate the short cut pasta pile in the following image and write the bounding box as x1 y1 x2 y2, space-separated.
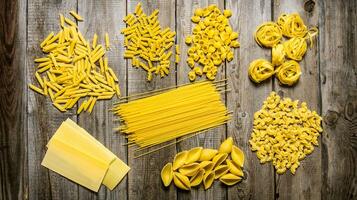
248 13 318 86
161 137 245 190
121 3 177 81
112 81 230 149
249 92 323 174
185 5 240 81
29 11 120 114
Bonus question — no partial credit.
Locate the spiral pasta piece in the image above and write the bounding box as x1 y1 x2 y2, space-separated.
283 37 307 61
248 59 275 83
255 22 282 47
272 44 285 66
280 13 308 38
275 60 301 86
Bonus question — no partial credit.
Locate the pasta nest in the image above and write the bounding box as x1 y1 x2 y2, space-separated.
254 22 283 48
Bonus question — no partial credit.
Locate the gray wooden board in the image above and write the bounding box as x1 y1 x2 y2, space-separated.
0 0 356 199
273 0 322 199
226 0 275 199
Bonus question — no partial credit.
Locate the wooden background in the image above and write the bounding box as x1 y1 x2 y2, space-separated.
0 0 356 199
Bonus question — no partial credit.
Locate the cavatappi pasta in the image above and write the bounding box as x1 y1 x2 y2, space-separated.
161 137 244 190
121 3 177 81
29 11 121 114
185 5 240 81
249 92 323 174
249 13 318 86
112 81 230 150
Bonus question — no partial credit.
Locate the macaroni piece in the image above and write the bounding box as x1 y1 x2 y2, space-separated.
185 5 240 81
249 92 323 174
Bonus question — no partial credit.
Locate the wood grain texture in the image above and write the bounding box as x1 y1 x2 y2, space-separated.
273 0 321 199
126 1 177 200
320 0 357 199
0 0 28 199
27 0 79 199
0 0 356 199
225 0 275 199
77 0 128 199
176 1 227 199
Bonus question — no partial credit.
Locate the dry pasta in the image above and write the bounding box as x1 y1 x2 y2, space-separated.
185 5 240 81
248 59 275 83
113 81 230 149
249 92 323 174
29 11 121 114
249 13 318 86
161 137 244 190
121 3 177 81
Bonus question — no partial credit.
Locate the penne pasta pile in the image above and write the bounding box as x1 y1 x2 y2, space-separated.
29 11 120 114
161 137 245 190
112 81 231 150
121 3 178 81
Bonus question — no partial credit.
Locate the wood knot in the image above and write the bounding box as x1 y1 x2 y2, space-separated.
344 101 355 121
304 0 315 12
324 110 340 126
277 90 284 97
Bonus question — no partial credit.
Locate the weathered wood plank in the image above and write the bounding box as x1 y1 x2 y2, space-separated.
176 0 226 199
27 1 79 199
77 0 128 199
225 0 275 199
0 0 28 199
273 1 321 199
320 0 357 199
126 1 177 200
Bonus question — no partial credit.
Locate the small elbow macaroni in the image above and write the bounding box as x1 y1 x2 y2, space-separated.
121 3 178 81
185 5 240 81
248 13 318 86
249 92 323 174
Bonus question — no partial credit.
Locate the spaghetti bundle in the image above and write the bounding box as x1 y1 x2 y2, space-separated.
112 81 230 150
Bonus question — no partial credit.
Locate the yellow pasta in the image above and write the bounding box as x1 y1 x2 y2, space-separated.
254 22 282 47
28 11 121 114
70 10 83 21
121 3 177 81
249 13 318 86
185 5 239 81
249 92 323 174
161 137 244 190
113 81 230 149
275 60 301 86
248 59 275 83
105 33 110 50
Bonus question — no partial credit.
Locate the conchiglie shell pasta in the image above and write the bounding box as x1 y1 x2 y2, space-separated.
199 149 218 161
203 171 215 190
199 161 215 172
213 165 229 179
185 147 203 164
219 137 233 153
231 146 244 168
178 163 200 176
190 169 205 186
161 163 173 187
173 151 188 170
173 172 191 190
219 173 242 186
212 153 228 168
226 159 243 177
